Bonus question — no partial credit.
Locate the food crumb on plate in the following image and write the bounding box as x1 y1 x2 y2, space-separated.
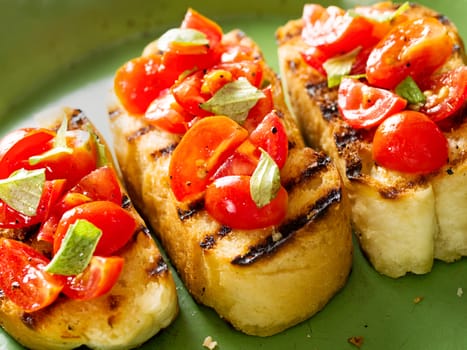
348 335 364 348
202 336 218 350
413 296 424 304
457 287 464 297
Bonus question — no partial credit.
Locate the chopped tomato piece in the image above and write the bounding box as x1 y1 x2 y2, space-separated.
249 111 289 168
372 111 448 174
114 55 169 115
145 89 194 134
420 66 467 122
0 238 64 312
171 70 212 117
205 175 288 229
243 86 274 132
215 60 263 88
169 116 249 201
62 256 124 301
181 8 223 48
302 4 376 57
53 201 137 257
337 78 407 129
366 17 453 89
0 128 54 179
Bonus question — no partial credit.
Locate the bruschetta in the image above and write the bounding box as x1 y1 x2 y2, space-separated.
108 9 352 336
277 2 467 278
0 107 178 349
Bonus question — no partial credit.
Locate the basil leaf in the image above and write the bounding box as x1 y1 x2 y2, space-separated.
323 47 361 88
29 117 73 166
201 79 265 123
0 168 45 216
157 28 209 52
395 76 426 104
250 148 281 208
45 219 102 275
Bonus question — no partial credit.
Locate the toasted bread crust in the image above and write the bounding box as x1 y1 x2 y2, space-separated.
277 2 467 277
109 30 353 336
0 108 178 350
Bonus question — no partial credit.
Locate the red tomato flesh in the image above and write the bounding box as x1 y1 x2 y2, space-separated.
53 201 137 257
372 111 448 174
169 116 249 201
205 175 288 230
62 256 124 301
366 17 453 89
338 78 407 129
0 238 64 312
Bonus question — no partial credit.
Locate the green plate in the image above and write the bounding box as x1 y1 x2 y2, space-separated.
1 1 466 349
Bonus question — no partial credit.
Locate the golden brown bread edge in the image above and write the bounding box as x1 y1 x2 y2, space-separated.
0 108 178 350
108 30 353 336
277 2 467 278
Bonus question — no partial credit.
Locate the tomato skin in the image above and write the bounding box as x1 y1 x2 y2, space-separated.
302 4 375 57
372 111 448 174
114 55 168 115
169 116 249 202
420 66 467 122
62 256 124 301
366 17 453 89
0 238 64 312
171 71 212 118
215 61 263 88
338 78 407 129
243 86 274 133
53 201 137 257
145 89 194 134
205 175 288 230
0 128 54 179
181 8 223 48
249 111 289 168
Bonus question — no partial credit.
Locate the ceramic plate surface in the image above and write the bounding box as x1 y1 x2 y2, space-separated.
0 1 466 349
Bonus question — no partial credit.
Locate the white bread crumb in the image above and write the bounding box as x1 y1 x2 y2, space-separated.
203 336 218 350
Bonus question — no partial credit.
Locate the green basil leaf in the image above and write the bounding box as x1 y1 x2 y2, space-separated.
200 79 266 123
45 219 102 275
395 76 426 104
0 168 45 216
250 148 281 208
157 28 209 52
29 117 73 166
323 47 361 88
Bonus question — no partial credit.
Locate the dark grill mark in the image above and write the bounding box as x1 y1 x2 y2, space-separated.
305 82 339 121
108 107 123 119
69 109 86 129
121 195 132 209
21 313 36 330
151 143 177 159
108 295 121 311
320 102 339 121
334 127 360 151
346 161 363 179
148 255 169 276
177 199 205 221
127 125 155 143
232 188 342 265
435 14 451 25
200 226 232 249
283 153 331 191
305 81 328 98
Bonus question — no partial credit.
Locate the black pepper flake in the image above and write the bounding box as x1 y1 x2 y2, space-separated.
447 168 454 175
271 126 278 134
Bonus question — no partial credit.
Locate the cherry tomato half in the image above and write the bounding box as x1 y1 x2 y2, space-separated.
171 70 212 118
0 238 64 312
145 89 194 134
337 78 407 129
205 175 288 229
420 66 467 122
366 17 453 89
53 201 137 257
302 4 376 57
114 55 168 115
62 256 124 301
0 128 54 179
169 116 249 202
372 111 448 174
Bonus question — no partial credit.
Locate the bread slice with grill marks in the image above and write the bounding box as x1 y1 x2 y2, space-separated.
108 30 352 336
0 108 179 350
277 2 467 278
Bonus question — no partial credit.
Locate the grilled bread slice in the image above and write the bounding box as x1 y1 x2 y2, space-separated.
277 2 467 278
108 24 353 336
0 108 178 350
